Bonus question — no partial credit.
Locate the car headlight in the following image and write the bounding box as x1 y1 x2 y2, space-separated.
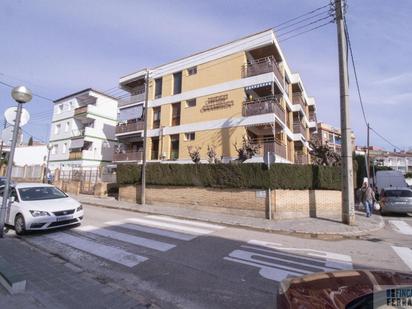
30 210 50 217
76 205 83 212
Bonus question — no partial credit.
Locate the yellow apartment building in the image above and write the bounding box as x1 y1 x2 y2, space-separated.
114 29 318 164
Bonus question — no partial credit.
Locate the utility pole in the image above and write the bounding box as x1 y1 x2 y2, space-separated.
141 69 150 205
335 0 355 225
366 122 370 181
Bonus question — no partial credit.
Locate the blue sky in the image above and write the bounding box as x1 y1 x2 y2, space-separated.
0 0 411 150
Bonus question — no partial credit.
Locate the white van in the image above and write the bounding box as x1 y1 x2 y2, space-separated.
375 170 408 192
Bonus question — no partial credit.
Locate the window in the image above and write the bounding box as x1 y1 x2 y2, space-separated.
155 78 162 99
51 144 58 155
62 143 67 154
18 186 67 201
65 121 70 132
184 132 195 141
152 107 161 129
171 102 181 126
57 104 63 114
10 188 19 202
68 101 73 111
186 98 196 108
187 66 197 76
173 71 182 95
170 134 179 160
54 124 61 135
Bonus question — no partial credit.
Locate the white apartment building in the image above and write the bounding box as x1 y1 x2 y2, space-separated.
48 88 118 171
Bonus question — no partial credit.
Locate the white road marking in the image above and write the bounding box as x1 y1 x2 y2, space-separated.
104 220 196 241
76 225 175 252
46 232 147 267
146 215 225 230
392 246 412 270
389 220 412 235
127 218 214 235
224 240 352 282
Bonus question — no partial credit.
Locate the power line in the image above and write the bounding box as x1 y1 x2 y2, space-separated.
344 20 368 127
275 9 331 32
0 80 54 102
273 2 331 28
369 127 403 152
279 20 334 42
277 15 333 38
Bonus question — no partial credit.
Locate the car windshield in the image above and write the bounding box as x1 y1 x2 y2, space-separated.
18 187 68 201
385 190 412 197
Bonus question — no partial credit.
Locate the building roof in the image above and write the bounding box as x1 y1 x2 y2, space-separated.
54 88 117 103
120 28 279 81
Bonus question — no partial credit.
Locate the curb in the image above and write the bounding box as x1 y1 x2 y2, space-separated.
80 200 385 240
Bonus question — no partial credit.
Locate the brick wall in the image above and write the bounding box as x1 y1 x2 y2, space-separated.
272 189 341 219
118 185 341 219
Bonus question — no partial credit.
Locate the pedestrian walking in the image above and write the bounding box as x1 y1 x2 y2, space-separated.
360 179 376 218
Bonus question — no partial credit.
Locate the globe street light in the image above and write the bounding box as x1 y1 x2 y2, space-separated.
0 86 32 237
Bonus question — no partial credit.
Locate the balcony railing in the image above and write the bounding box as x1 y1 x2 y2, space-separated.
251 137 287 159
309 112 317 123
295 152 309 165
293 122 306 136
292 93 306 111
116 121 145 134
113 151 143 162
241 56 284 89
243 95 285 121
69 151 82 160
74 106 88 116
118 89 146 108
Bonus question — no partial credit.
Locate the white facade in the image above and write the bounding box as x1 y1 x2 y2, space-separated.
48 89 118 171
9 145 48 167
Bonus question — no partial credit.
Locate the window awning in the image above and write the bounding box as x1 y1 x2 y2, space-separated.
245 82 272 91
69 138 84 149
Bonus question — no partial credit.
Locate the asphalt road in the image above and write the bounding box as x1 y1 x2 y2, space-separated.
20 205 412 309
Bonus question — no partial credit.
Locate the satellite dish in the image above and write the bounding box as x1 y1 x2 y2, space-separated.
4 107 30 127
136 105 143 119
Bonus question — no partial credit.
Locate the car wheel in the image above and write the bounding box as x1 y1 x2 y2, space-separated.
14 214 26 236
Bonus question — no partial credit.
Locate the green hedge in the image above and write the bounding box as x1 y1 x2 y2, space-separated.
117 163 342 190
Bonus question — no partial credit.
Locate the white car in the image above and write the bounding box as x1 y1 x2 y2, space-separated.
2 183 84 235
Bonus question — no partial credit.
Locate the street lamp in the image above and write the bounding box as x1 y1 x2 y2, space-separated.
0 86 32 237
44 143 53 183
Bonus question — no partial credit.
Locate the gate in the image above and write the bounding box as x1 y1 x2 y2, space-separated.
59 167 100 195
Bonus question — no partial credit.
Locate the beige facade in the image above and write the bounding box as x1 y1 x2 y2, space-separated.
315 122 356 154
115 29 318 164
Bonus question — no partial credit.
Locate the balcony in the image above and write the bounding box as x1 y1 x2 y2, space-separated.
293 122 306 136
292 93 306 111
113 151 143 162
241 56 284 90
118 88 146 108
74 105 98 119
69 150 101 161
295 152 309 165
74 106 88 116
243 95 285 121
251 137 287 159
116 121 145 134
309 111 317 123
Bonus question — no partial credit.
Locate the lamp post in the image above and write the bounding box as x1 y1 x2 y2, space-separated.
44 143 53 183
0 86 32 237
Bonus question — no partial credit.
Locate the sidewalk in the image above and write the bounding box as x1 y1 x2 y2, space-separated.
0 236 157 309
76 194 384 238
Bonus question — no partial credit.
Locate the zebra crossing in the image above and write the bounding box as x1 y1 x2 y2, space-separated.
39 215 224 268
224 239 353 282
388 220 412 271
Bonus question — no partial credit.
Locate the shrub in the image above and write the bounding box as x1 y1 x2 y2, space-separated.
117 163 341 190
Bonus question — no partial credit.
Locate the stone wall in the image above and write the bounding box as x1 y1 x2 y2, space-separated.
118 185 341 219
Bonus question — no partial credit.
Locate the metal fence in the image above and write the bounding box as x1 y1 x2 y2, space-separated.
11 165 44 180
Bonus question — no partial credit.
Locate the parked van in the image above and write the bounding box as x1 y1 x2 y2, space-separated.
375 170 408 192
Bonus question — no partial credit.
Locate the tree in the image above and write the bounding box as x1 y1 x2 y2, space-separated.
308 136 341 166
28 136 33 146
233 136 260 163
187 146 201 164
206 145 220 164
